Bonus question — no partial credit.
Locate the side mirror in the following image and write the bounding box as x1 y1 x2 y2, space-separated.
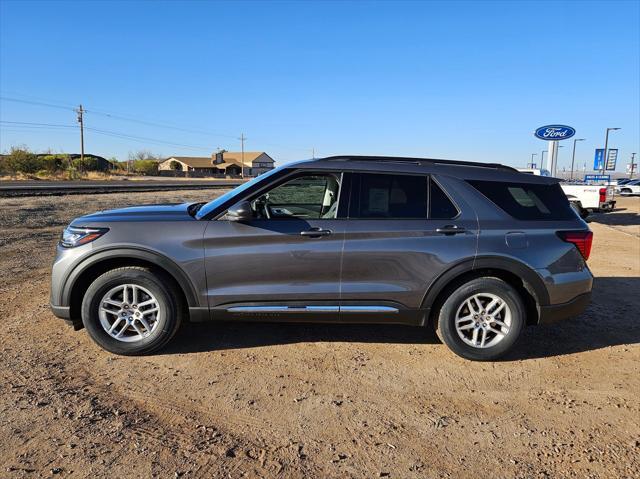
227 200 253 222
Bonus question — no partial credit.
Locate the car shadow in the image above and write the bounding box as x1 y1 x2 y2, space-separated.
590 207 640 226
163 277 640 360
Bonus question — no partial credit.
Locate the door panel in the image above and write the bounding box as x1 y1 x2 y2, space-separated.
340 174 478 311
202 170 346 318
340 219 477 309
203 218 344 310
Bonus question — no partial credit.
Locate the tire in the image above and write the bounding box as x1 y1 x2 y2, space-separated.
435 277 525 361
81 266 183 355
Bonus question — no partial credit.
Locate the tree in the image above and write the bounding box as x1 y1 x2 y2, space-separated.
169 160 183 171
128 150 163 162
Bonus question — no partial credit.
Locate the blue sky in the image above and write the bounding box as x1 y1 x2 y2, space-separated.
1 0 638 172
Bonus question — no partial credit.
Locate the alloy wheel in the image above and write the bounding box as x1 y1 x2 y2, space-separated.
98 284 160 342
454 292 512 349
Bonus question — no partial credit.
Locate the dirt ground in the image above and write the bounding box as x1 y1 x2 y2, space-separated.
0 190 638 479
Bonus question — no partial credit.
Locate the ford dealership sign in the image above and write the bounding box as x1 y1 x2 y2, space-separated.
534 125 575 141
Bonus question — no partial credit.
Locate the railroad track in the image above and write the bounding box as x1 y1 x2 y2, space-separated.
0 180 243 197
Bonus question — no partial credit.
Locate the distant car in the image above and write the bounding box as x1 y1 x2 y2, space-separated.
616 178 632 186
51 156 594 361
617 179 640 195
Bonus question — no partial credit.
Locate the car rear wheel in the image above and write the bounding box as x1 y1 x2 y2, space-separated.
435 277 525 361
81 267 182 355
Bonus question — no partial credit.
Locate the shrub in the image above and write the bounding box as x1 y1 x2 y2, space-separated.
67 166 80 180
133 159 159 176
2 147 44 173
40 154 70 172
72 156 101 171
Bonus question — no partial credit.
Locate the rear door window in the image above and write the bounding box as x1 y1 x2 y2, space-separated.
350 173 428 219
467 180 575 220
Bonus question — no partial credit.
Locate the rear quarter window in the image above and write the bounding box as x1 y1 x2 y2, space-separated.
467 180 576 220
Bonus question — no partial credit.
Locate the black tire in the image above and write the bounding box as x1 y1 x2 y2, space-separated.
435 277 525 361
81 266 183 355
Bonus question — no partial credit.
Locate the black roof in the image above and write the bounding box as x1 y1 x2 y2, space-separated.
293 155 556 184
321 155 517 172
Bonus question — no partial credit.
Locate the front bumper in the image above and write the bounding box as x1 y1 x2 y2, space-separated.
50 303 83 330
50 304 70 319
538 292 591 325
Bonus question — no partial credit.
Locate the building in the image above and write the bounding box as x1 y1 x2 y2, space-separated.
158 151 275 177
212 151 275 176
157 157 219 176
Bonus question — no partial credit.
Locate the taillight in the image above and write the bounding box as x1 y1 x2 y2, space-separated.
599 188 607 203
557 230 593 260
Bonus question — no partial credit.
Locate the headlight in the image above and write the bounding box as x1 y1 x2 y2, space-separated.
60 226 108 248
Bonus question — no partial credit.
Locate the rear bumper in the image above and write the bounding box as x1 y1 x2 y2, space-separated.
538 292 591 325
598 200 616 211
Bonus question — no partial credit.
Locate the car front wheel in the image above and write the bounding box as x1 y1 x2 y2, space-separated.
435 277 525 361
81 266 182 355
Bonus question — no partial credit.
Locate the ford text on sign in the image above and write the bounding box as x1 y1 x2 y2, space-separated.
534 125 576 141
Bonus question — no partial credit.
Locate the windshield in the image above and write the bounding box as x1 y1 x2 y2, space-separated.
195 167 282 220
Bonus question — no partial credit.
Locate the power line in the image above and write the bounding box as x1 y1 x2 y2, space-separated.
0 120 77 128
0 96 76 111
84 108 239 140
1 120 211 151
84 126 212 151
1 94 238 139
1 93 314 154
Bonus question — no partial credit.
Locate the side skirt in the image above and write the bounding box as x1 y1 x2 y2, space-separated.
200 303 427 326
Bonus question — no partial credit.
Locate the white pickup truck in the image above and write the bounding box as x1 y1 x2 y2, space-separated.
560 183 616 212
517 168 616 214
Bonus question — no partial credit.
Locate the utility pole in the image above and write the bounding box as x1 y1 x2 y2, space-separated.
630 152 637 179
570 138 585 180
530 152 537 168
76 104 85 172
239 133 246 179
312 148 315 159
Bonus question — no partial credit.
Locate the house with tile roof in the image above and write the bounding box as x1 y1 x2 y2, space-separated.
158 151 275 177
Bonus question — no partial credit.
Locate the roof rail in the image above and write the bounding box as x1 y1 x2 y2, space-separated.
321 155 518 172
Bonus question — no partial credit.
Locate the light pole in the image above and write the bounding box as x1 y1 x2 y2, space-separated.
601 127 621 175
570 138 585 181
541 150 547 170
530 153 537 168
553 145 565 177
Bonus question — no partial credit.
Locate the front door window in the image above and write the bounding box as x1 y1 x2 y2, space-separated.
251 173 341 219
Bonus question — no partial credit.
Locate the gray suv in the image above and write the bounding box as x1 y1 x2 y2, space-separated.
50 156 593 360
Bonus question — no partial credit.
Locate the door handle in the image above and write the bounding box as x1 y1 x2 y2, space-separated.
300 227 332 238
436 225 466 235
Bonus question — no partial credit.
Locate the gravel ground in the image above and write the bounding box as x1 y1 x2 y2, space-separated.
0 191 638 478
